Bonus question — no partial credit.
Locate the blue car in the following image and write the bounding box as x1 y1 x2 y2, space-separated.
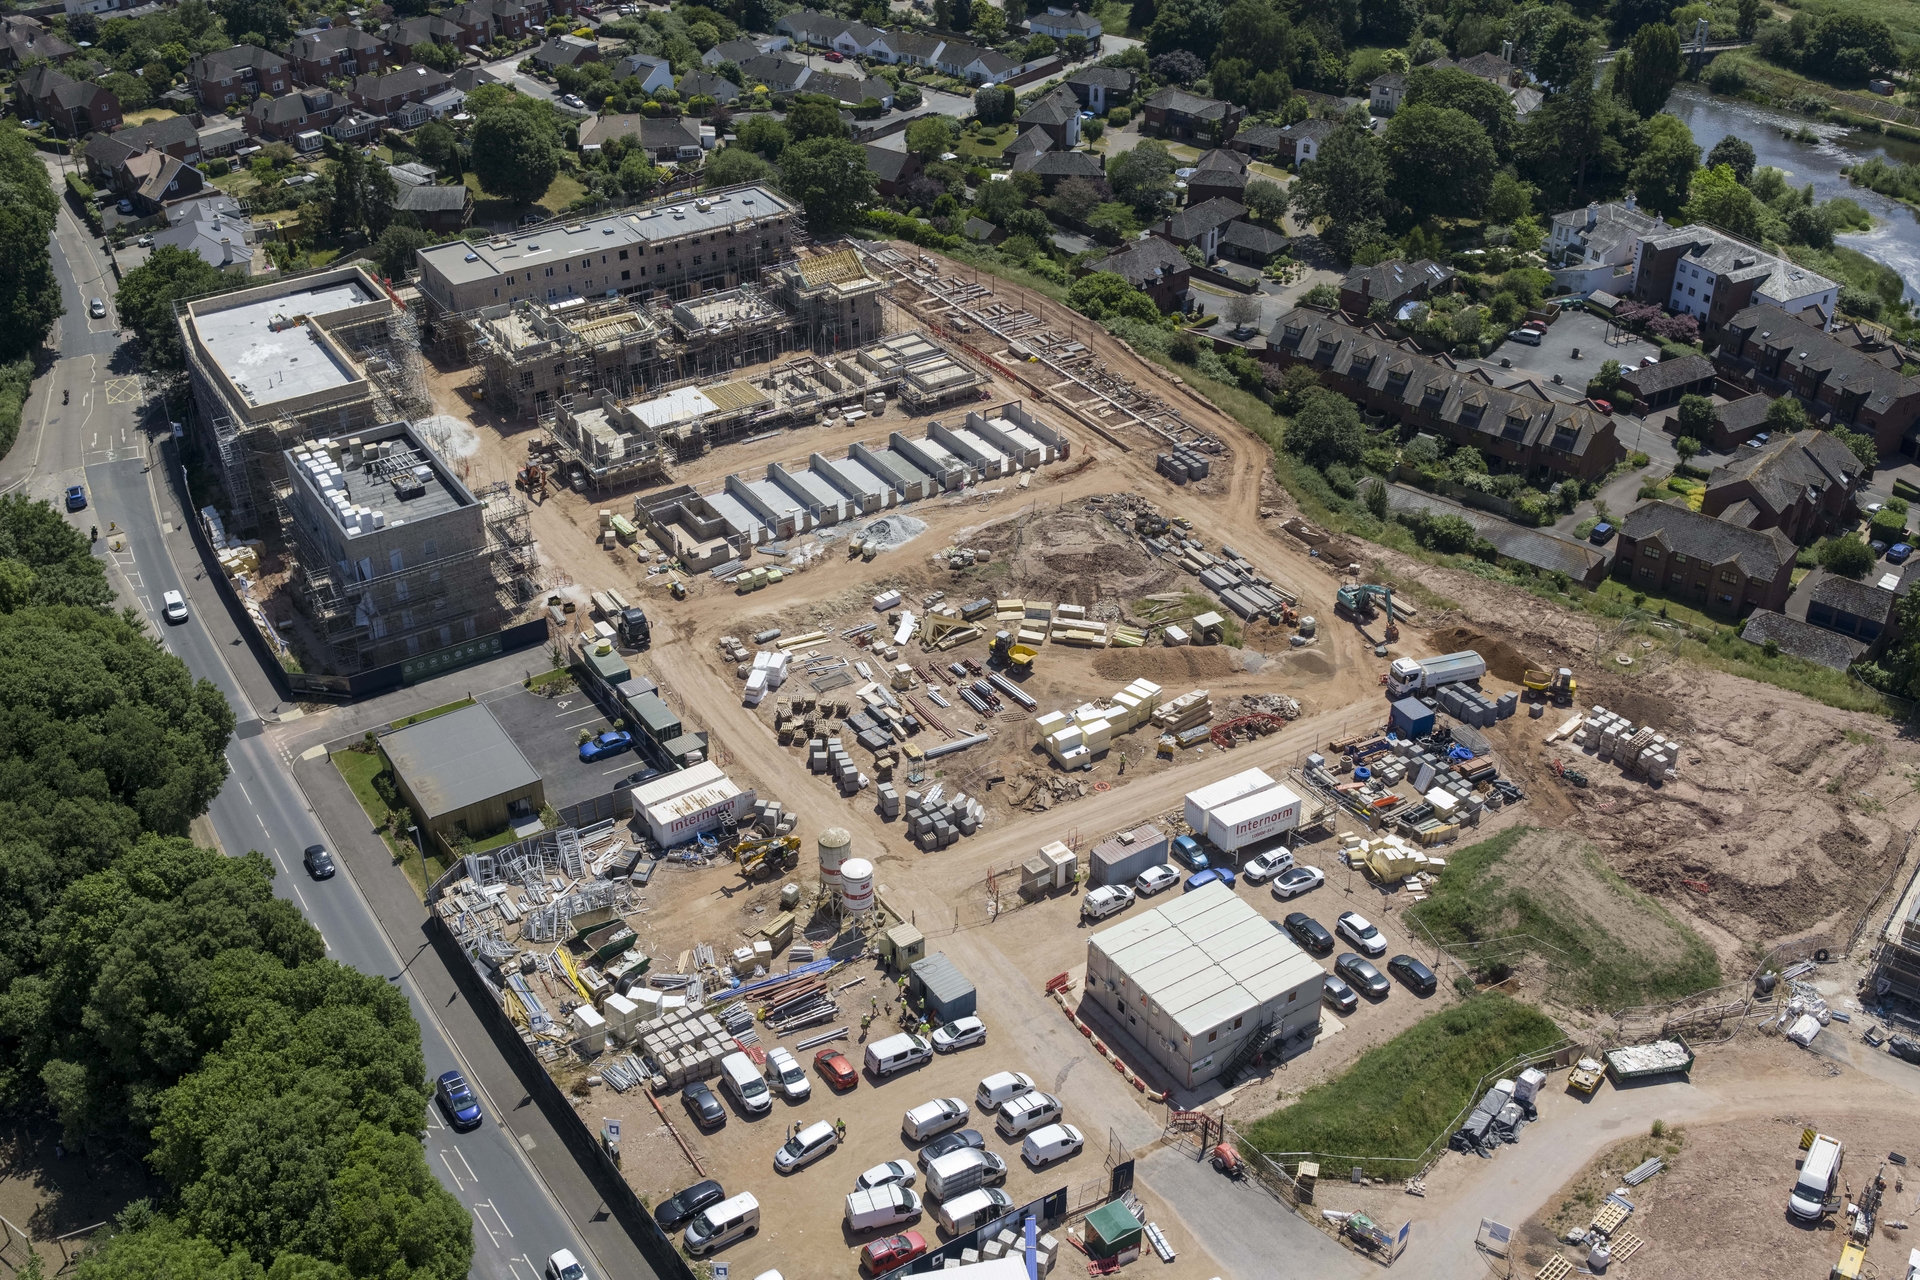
1170 835 1208 871
436 1070 483 1129
1890 543 1914 564
64 485 86 512
579 729 633 762
1184 867 1237 893
1588 521 1614 545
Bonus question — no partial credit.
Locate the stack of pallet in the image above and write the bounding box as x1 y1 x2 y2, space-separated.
1151 688 1213 733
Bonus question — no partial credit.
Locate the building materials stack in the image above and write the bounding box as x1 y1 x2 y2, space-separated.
1151 688 1214 750
904 783 984 849
1572 706 1681 781
631 1001 735 1091
1156 445 1212 484
1341 832 1445 887
1433 681 1508 728
1035 679 1164 767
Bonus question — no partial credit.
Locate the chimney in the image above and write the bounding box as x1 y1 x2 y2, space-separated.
1623 191 1637 211
221 236 231 264
1586 200 1598 230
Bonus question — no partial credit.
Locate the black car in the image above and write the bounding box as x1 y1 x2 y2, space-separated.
303 844 335 879
682 1080 725 1129
1335 953 1390 999
1890 1035 1920 1065
1321 973 1358 1015
1283 912 1334 955
1387 954 1437 996
917 1127 985 1171
653 1179 725 1229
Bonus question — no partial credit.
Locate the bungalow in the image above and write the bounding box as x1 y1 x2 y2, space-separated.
1159 196 1245 263
886 31 948 68
937 42 1021 86
1011 147 1104 192
1701 429 1863 543
186 44 291 109
775 9 853 47
532 34 602 69
1185 147 1246 204
350 64 451 121
1065 65 1134 115
1338 257 1453 317
807 66 894 108
1613 500 1795 614
1274 117 1335 165
1086 236 1191 313
739 53 813 95
0 15 73 68
393 181 473 234
16 65 121 136
289 27 391 86
1016 84 1081 149
613 52 673 93
247 89 345 143
677 69 741 105
1142 86 1243 144
1028 7 1101 40
579 113 703 160
703 35 789 66
864 143 921 197
1217 219 1289 266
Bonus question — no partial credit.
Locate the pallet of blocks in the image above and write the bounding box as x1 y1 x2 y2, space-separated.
1151 688 1212 733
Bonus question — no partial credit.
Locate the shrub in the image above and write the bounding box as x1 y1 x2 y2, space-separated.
1107 106 1130 127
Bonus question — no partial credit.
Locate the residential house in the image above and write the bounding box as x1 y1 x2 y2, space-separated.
1632 224 1839 338
963 215 1003 244
677 69 741 105
1547 197 1666 292
1715 305 1920 456
775 9 855 47
1805 574 1894 645
448 65 502 92
532 34 602 70
1612 500 1796 614
578 113 702 160
1065 65 1134 115
150 194 261 273
1665 392 1771 450
0 16 73 68
117 147 207 215
1011 147 1104 191
703 35 789 66
613 52 673 93
1273 117 1335 165
828 22 891 59
1368 71 1406 115
807 66 894 108
1455 50 1524 88
385 14 470 63
1217 219 1289 266
864 143 921 197
1004 125 1052 160
1086 236 1191 312
246 89 344 144
109 113 202 162
350 64 451 123
328 107 387 143
289 27 391 86
1618 353 1715 412
1739 609 1868 670
1227 121 1288 159
1264 308 1625 483
445 0 547 44
186 45 290 109
885 30 947 68
1142 86 1243 143
1017 84 1082 149
422 86 466 119
937 43 1022 85
1028 7 1101 40
195 116 248 157
739 53 812 95
1185 148 1246 205
393 180 473 233
1159 196 1245 263
16 65 120 136
1338 257 1453 317
1701 429 1864 542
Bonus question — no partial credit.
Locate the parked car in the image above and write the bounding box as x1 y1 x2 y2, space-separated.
1241 850 1294 883
1283 912 1334 954
1271 865 1324 900
765 1046 810 1101
1388 954 1437 995
975 1072 1034 1112
1867 502 1886 515
162 589 189 624
302 844 335 878
901 1097 969 1142
917 1128 984 1169
995 1091 1062 1138
1337 911 1387 956
1170 835 1208 870
435 1070 482 1129
89 297 107 318
1321 972 1358 1014
1335 953 1390 999
116 199 133 214
1506 328 1542 345
654 1179 725 1230
862 1231 928 1274
64 485 86 511
1022 1123 1084 1168
579 730 633 761
559 92 585 108
1135 864 1179 896
814 1048 858 1092
683 1080 726 1128
1873 540 1890 558
1890 543 1914 564
545 1250 586 1280
824 49 843 59
931 1016 986 1053
856 1160 917 1192
775 1119 841 1173
1743 431 1771 450
1081 884 1134 920
1183 867 1236 892
1588 521 1615 545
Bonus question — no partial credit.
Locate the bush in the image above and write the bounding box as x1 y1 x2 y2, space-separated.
1107 106 1130 127
1818 534 1875 578
1168 330 1200 362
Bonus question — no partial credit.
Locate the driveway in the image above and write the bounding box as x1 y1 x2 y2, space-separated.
1140 1146 1373 1280
481 53 558 102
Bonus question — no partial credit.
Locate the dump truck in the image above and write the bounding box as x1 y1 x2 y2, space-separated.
1386 650 1487 697
1523 667 1576 705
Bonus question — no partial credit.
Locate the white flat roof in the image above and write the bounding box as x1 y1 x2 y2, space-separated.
1091 881 1319 1018
196 280 373 407
632 384 720 429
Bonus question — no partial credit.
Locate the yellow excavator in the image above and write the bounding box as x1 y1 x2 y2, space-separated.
735 833 800 880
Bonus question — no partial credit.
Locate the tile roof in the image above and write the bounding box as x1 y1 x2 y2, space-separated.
707 37 765 64
249 91 333 125
1621 353 1714 397
1012 149 1105 178
1714 394 1772 434
290 27 386 59
150 201 253 268
1729 304 1920 419
678 69 740 101
1231 122 1288 150
354 63 449 98
1645 225 1837 303
1456 51 1517 80
115 113 201 152
1619 500 1795 579
1019 84 1081 127
1808 572 1895 623
1147 86 1232 119
1219 219 1289 256
1370 72 1406 90
1164 196 1245 240
534 35 599 65
1279 118 1337 148
888 30 946 60
191 44 286 78
1004 125 1053 157
863 143 914 182
1088 235 1190 288
1705 429 1861 519
389 15 464 44
397 182 472 212
1033 9 1100 30
1342 257 1451 305
3 16 71 63
740 53 811 91
1740 609 1867 670
1067 66 1134 91
963 216 998 241
579 113 701 148
1191 147 1247 174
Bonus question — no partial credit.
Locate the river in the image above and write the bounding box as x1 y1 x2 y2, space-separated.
1664 83 1920 303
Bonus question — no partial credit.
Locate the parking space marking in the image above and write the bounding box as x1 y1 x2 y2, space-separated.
438 1149 469 1193
471 1206 499 1248
454 1144 478 1185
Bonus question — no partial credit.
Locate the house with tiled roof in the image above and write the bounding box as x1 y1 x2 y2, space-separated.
350 63 450 123
289 27 391 87
1805 572 1895 645
1368 71 1407 115
0 16 72 69
1029 7 1102 40
1011 147 1104 191
1716 306 1920 455
678 69 741 105
1218 218 1289 266
937 43 1022 85
806 65 894 108
1456 50 1523 87
392 180 473 233
1613 500 1796 614
1618 353 1715 411
16 65 121 136
532 34 602 69
1086 236 1191 312
885 30 947 67
1143 86 1243 143
611 52 673 93
386 14 471 63
1740 609 1868 669
1338 258 1453 317
703 35 790 67
1273 117 1335 166
863 143 921 197
1701 429 1864 543
1017 84 1082 149
1185 147 1247 204
117 146 208 215
578 113 702 160
109 113 202 162
1003 125 1053 159
246 88 345 143
1065 65 1134 114
186 45 291 109
739 53 813 94
1263 308 1624 484
1159 196 1247 262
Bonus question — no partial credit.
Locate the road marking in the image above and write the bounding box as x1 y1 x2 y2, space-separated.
454 1145 478 1185
478 1200 514 1239
300 744 327 761
438 1149 469 1192
235 777 254 805
257 815 272 841
471 1206 500 1249
601 760 637 774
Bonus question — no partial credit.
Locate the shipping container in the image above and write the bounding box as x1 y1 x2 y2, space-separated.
631 760 724 809
1088 824 1171 887
1205 785 1304 853
1182 768 1276 837
1388 696 1435 738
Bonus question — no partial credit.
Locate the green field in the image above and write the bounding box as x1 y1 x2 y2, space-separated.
1407 828 1722 1010
1242 993 1563 1176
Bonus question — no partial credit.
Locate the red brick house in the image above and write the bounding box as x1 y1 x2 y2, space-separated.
16 66 120 137
350 64 452 120
247 90 345 143
1715 304 1920 457
1141 86 1243 144
289 28 392 87
1613 501 1796 615
1700 430 1864 543
386 15 475 63
186 45 291 109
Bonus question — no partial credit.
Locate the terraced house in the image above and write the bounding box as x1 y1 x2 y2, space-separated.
1264 308 1623 483
1715 305 1920 456
1613 502 1796 615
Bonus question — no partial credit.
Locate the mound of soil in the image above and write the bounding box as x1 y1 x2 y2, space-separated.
999 508 1181 606
1426 625 1539 685
1093 646 1239 682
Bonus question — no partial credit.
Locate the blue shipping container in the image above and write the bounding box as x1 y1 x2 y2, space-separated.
1390 696 1435 738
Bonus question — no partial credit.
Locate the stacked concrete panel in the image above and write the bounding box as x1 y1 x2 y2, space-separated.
1039 678 1163 766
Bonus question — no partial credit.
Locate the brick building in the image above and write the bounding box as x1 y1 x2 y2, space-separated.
1715 305 1920 457
186 45 291 109
1613 501 1796 614
1700 430 1864 543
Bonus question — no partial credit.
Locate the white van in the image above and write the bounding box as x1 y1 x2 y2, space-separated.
996 1090 1062 1138
719 1051 771 1114
865 1032 933 1078
902 1097 969 1142
764 1047 810 1102
684 1191 760 1255
1789 1133 1843 1220
845 1185 922 1232
975 1071 1035 1112
925 1148 1007 1200
1022 1122 1085 1168
938 1187 1014 1235
774 1120 841 1173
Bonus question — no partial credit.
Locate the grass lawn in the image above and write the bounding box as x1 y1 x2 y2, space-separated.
1590 578 1722 628
467 826 524 855
527 667 575 691
390 696 476 730
122 107 180 125
1406 827 1721 1010
1247 160 1291 184
1241 993 1563 1176
333 748 452 895
957 125 1017 161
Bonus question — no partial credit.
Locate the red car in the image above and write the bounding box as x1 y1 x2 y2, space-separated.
815 1048 858 1091
862 1231 927 1273
824 49 844 60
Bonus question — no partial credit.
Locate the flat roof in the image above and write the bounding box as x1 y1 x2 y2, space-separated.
196 279 373 408
289 424 470 539
1092 880 1320 1016
384 702 540 820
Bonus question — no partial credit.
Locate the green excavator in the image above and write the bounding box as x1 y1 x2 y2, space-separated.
1336 583 1400 644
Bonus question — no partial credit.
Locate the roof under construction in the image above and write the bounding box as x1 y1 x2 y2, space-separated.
796 248 868 288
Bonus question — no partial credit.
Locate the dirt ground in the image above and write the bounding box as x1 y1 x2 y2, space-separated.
0 1118 156 1261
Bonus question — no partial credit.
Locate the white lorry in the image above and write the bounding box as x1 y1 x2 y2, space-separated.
1386 650 1487 698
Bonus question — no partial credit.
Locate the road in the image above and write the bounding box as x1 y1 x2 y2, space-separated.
18 164 628 1280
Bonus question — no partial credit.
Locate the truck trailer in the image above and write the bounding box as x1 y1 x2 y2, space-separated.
1386 650 1487 698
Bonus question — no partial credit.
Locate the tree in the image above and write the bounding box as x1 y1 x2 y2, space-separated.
371 224 430 279
1615 23 1682 117
777 135 873 233
413 40 463 71
1148 49 1204 85
1705 134 1755 185
1533 14 1602 94
470 108 559 204
1518 78 1637 205
1736 0 1761 39
904 117 953 162
1627 112 1698 219
1834 426 1879 471
970 2 1005 41
1107 138 1177 216
1676 394 1714 442
1284 387 1366 469
1291 116 1389 261
1242 178 1287 223
1681 163 1760 239
1673 435 1702 468
214 0 291 43
116 248 232 369
705 145 773 187
1267 362 1321 411
734 114 789 157
1486 171 1536 224
1384 104 1495 221
1819 534 1875 578
329 148 397 237
1025 32 1055 59
1050 176 1106 222
974 172 1038 223
1611 0 1677 43
1217 0 1293 75
1145 0 1220 59
412 120 462 178
1067 271 1162 323
1589 357 1624 399
1764 395 1808 433
1403 65 1516 157
1224 294 1262 331
974 84 1017 124
1363 477 1389 519
0 126 62 363
786 99 847 142
1805 13 1897 77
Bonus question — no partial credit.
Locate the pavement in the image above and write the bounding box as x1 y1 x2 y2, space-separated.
14 158 660 1280
1139 1146 1372 1280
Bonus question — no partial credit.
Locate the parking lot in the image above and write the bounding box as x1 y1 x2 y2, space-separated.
1476 309 1661 398
476 684 628 812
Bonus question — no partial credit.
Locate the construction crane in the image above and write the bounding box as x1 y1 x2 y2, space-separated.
1335 583 1399 643
735 833 800 880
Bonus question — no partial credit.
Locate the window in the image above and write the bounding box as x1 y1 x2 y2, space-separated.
544 266 554 277
621 269 630 280
1639 566 1654 579
1642 545 1661 558
1672 553 1686 565
1721 570 1739 583
693 255 702 265
423 538 438 558
619 248 629 259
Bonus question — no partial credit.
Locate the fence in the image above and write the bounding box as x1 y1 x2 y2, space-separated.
876 1187 1069 1278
